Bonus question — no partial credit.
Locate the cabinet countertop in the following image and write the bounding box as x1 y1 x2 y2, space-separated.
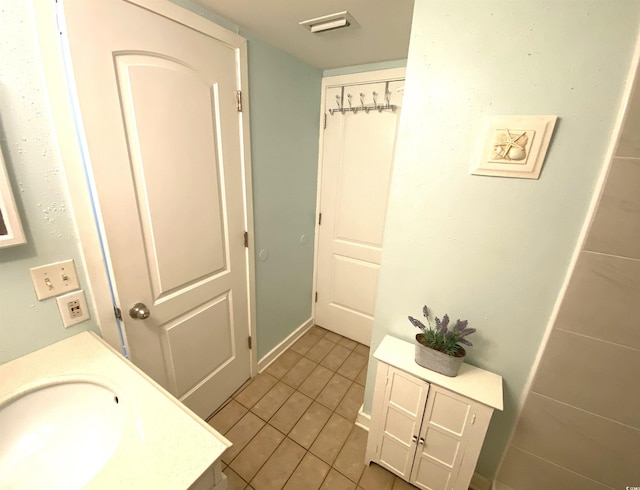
0 331 230 489
374 335 503 411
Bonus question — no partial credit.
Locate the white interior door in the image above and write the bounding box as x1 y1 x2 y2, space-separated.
315 78 403 345
63 0 252 419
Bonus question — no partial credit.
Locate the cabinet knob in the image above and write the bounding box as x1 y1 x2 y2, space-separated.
419 437 425 445
411 435 418 443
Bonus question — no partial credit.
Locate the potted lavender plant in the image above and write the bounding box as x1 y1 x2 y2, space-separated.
408 305 476 377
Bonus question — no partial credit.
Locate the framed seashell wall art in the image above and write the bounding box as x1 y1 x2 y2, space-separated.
471 115 557 179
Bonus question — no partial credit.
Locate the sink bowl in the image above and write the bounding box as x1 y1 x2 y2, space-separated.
0 380 126 490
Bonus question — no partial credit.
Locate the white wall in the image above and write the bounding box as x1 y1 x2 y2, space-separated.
365 0 640 479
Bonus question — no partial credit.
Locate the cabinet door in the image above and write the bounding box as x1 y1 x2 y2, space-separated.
410 386 477 490
375 366 430 479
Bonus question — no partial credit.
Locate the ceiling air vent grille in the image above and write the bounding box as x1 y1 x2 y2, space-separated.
299 11 357 33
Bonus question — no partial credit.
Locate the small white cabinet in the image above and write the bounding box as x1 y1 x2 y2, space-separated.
366 336 503 490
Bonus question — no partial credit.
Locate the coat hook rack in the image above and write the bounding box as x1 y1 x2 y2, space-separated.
329 82 398 115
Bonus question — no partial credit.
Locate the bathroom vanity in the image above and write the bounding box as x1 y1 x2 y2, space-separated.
365 335 503 490
0 332 230 489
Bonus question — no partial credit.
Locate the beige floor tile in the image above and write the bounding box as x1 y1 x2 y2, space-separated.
354 365 368 386
222 412 266 464
317 373 352 410
320 469 357 490
337 351 368 380
215 337 424 490
310 325 329 335
305 337 337 363
282 357 318 389
391 478 415 490
223 467 248 490
209 399 248 435
290 330 325 356
320 344 352 371
250 438 306 490
298 364 334 398
339 337 358 350
335 383 365 421
251 382 295 422
333 425 368 482
269 391 313 434
354 344 370 357
230 425 285 483
289 401 333 449
235 373 278 409
324 331 343 343
265 350 302 379
310 412 353 464
358 463 396 490
284 452 330 490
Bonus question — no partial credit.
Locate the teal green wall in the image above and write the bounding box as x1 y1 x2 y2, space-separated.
170 1 322 360
0 0 100 364
244 39 321 359
365 0 640 479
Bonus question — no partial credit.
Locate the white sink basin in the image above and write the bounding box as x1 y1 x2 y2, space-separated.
0 380 126 490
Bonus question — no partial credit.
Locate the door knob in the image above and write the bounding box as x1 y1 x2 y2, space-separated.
129 303 151 319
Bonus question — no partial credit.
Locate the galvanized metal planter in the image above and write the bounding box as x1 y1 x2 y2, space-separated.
414 334 465 377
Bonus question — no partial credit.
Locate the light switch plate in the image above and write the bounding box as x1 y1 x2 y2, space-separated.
30 259 80 300
56 290 90 328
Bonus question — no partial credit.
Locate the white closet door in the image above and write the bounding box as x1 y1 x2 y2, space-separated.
315 79 403 345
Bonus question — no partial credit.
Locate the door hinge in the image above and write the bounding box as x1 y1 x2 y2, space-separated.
315 292 318 303
248 336 252 349
114 306 122 321
244 231 249 248
318 213 322 225
323 112 327 129
236 90 243 112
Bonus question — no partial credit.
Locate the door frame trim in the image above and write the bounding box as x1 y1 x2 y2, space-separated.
311 67 406 327
33 0 258 373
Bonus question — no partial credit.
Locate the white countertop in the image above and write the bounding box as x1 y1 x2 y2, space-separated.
0 331 230 489
374 335 503 410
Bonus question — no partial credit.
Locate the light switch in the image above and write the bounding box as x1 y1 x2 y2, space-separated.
30 259 80 300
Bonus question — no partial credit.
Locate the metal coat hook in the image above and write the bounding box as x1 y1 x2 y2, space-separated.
372 91 378 111
360 93 369 113
347 93 353 113
330 94 342 115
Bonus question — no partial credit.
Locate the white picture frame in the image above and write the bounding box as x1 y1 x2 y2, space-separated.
472 115 558 179
0 150 26 248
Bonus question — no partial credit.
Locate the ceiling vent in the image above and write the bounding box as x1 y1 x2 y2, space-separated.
299 11 357 33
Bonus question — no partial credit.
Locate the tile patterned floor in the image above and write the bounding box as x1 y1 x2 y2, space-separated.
207 326 416 490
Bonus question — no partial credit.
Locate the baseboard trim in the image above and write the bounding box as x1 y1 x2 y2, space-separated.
492 481 514 490
469 472 492 490
355 404 371 431
257 318 314 372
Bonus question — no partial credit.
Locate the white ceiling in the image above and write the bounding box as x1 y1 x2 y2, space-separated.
193 1 415 70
